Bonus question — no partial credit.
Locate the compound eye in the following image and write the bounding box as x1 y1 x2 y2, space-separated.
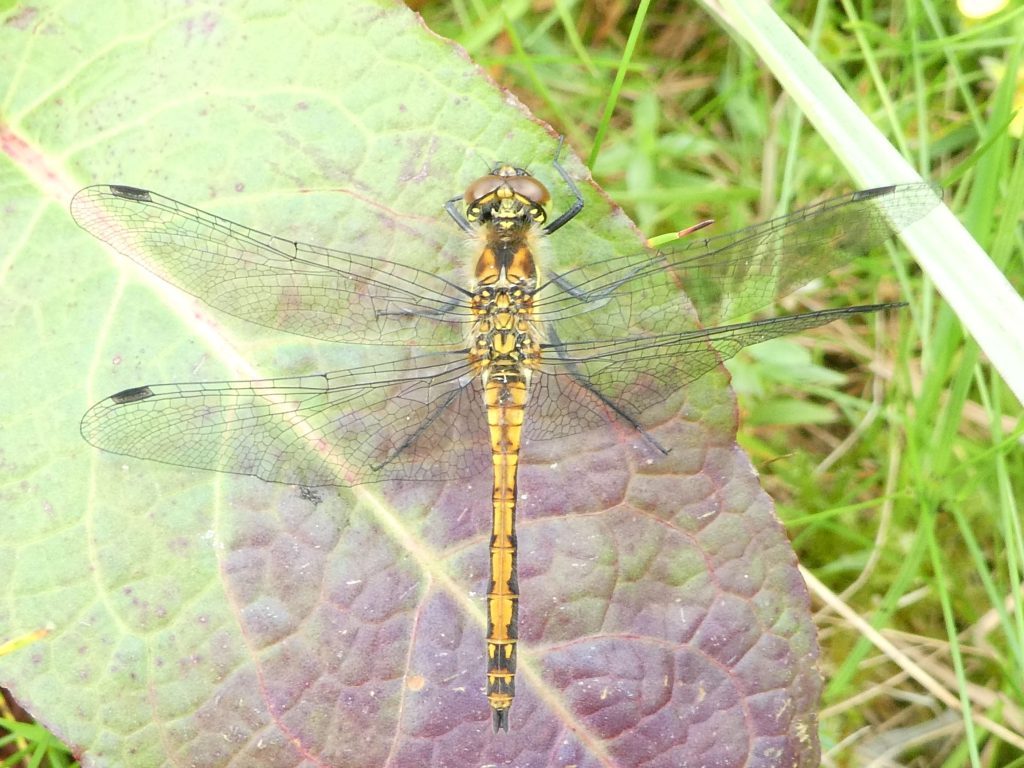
464 176 504 205
506 176 550 205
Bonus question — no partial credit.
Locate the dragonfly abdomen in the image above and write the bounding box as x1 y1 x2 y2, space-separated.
484 375 527 732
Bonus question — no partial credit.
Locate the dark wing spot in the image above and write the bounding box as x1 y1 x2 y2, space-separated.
109 185 153 202
110 386 155 404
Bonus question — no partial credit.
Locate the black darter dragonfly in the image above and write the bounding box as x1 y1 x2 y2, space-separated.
71 142 939 731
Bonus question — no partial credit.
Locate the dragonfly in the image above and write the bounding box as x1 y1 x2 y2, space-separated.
71 141 939 731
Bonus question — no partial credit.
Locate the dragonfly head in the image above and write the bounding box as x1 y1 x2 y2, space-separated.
464 164 550 231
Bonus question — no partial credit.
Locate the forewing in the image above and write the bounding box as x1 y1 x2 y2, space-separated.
537 183 939 337
81 351 490 486
71 185 471 346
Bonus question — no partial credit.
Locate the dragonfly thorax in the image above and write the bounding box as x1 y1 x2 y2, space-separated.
469 284 541 382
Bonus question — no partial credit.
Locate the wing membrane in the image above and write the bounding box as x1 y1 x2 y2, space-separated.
81 351 490 486
77 181 937 484
71 185 472 346
535 183 938 333
532 304 901 434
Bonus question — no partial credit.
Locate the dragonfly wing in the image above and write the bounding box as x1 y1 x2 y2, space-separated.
523 368 633 443
81 351 490 486
536 183 939 333
71 185 471 345
528 304 900 441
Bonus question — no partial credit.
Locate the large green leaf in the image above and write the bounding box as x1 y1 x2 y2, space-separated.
0 1 820 765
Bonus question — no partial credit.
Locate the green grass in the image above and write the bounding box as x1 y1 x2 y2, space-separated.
0 716 77 768
414 1 1024 766
1 631 77 768
3 1 1021 765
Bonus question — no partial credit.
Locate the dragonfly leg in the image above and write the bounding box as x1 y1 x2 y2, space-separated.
546 267 650 305
543 327 669 455
543 136 584 235
445 194 475 233
374 279 472 322
367 386 466 473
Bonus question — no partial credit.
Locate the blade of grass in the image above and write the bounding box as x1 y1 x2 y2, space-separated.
588 0 652 167
802 566 1024 752
705 0 1024 404
928 519 983 767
